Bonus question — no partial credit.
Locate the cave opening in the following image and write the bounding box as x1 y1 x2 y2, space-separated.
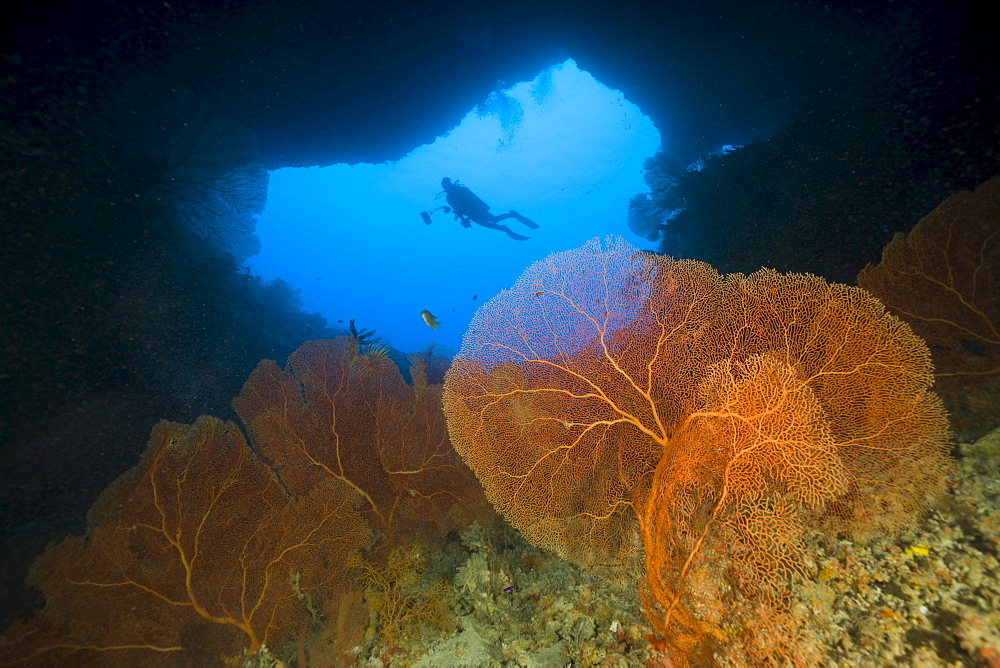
248 58 662 354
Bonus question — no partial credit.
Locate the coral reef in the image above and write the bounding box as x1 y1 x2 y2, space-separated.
795 424 1000 665
353 544 452 660
414 520 655 667
443 235 953 665
396 433 1000 667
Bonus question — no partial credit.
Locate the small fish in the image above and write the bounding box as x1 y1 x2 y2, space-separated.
472 294 478 301
420 310 440 330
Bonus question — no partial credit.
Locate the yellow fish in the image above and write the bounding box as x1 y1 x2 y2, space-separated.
420 310 441 329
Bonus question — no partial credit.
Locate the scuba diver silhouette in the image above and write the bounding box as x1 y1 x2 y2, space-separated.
420 177 538 241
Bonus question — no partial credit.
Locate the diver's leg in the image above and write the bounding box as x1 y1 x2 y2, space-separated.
473 218 528 240
509 211 538 228
499 226 529 241
473 218 507 231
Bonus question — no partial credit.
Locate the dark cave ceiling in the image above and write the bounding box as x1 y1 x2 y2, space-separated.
6 0 965 169
167 0 873 168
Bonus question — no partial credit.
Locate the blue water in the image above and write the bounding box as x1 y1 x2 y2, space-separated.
249 59 661 354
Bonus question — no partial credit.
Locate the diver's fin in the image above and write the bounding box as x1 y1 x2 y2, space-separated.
510 211 539 229
501 226 530 241
420 211 433 225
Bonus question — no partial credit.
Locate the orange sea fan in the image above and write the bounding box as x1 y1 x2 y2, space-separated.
233 337 486 551
443 236 952 665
